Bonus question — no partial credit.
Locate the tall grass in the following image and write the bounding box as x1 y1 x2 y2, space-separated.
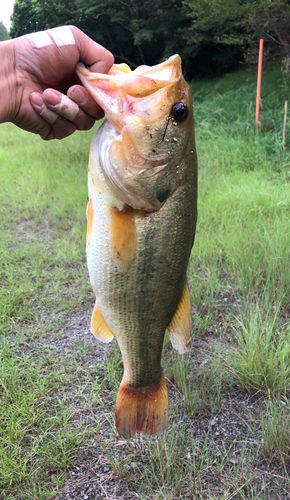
224 301 290 397
261 400 290 464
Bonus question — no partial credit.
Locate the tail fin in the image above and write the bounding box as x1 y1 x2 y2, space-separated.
115 373 168 439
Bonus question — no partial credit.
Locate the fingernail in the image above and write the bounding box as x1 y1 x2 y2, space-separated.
43 89 61 106
30 92 44 110
68 86 86 104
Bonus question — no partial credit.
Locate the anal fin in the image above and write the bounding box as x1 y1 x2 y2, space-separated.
167 280 191 354
115 373 168 439
91 302 114 343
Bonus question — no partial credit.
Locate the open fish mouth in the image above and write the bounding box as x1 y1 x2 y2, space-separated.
76 55 193 211
76 55 182 125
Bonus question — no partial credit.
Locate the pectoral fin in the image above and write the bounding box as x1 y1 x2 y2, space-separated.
111 206 137 272
167 280 191 354
91 302 114 343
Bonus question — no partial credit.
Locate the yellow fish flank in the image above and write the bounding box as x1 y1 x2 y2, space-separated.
76 55 198 439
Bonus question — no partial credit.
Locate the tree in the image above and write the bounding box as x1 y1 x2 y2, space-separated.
249 0 290 66
10 0 77 38
185 0 290 65
185 0 249 45
9 0 245 77
75 0 198 73
10 0 200 76
0 21 9 40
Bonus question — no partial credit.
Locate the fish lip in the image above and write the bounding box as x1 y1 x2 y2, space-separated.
76 54 182 85
82 55 190 212
75 55 183 129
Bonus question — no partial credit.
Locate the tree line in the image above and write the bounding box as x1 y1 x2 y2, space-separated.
7 0 290 78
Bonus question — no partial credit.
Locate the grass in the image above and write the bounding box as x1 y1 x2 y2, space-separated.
261 401 290 465
1 55 290 498
224 301 290 398
165 351 224 416
0 338 89 487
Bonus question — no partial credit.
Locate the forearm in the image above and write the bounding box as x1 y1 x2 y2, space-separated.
0 39 19 124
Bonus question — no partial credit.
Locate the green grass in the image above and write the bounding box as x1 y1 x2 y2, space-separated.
223 301 290 398
191 58 290 311
165 352 224 416
0 338 97 490
1 56 290 498
0 125 97 497
261 401 290 464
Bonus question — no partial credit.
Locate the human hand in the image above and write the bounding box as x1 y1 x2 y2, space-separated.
2 26 114 140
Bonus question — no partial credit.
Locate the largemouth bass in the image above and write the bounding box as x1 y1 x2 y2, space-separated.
76 55 197 439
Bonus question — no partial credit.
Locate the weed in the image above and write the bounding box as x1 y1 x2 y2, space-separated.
224 301 290 397
261 400 290 464
166 353 224 415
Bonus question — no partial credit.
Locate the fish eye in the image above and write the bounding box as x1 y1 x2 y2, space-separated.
171 102 189 123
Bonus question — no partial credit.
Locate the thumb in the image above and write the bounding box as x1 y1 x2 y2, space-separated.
70 26 114 74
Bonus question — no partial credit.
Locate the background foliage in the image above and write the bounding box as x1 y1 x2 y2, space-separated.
7 0 290 77
0 21 9 40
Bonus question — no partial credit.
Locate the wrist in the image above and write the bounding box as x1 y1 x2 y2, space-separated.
0 39 19 124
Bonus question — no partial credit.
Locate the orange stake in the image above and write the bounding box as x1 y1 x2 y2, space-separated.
255 39 264 131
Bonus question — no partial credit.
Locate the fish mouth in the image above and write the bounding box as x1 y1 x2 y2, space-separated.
76 55 182 133
77 55 190 212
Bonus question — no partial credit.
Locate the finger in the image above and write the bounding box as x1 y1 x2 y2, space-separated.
30 92 76 140
42 88 97 130
43 89 79 120
42 117 76 140
67 85 104 120
30 91 59 123
70 26 114 74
